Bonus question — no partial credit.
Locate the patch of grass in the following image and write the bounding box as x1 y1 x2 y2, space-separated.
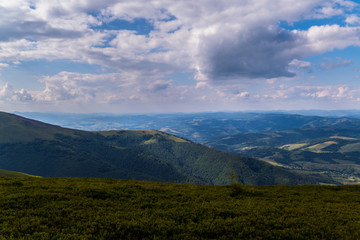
258 158 285 167
306 141 338 153
340 142 360 153
330 136 358 141
280 143 308 150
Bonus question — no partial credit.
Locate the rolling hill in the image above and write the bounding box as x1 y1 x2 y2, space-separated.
0 112 333 185
207 128 360 184
17 111 360 142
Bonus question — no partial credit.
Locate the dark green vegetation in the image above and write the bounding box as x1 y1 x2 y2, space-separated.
0 112 77 143
0 112 330 185
208 127 360 184
14 111 360 184
0 177 360 239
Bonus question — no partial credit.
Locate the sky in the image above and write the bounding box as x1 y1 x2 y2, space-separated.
1 0 360 113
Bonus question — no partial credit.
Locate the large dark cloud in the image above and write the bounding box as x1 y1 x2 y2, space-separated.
197 26 305 81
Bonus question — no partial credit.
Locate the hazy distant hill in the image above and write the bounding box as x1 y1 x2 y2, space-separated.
207 128 360 184
0 112 333 185
17 111 360 143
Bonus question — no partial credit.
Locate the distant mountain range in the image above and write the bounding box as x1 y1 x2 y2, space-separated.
16 111 360 184
207 128 360 184
17 111 360 142
0 112 333 185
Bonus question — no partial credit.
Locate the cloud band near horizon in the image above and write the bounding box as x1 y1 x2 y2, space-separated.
0 0 360 112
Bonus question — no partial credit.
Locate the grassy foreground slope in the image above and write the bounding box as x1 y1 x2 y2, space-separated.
0 177 359 239
0 112 333 185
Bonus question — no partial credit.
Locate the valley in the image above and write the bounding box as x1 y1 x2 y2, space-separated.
17 111 360 184
207 128 360 184
1 112 329 185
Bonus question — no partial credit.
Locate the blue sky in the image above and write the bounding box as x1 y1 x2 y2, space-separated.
0 0 360 113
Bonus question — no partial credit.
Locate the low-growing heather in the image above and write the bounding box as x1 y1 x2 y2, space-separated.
0 177 359 239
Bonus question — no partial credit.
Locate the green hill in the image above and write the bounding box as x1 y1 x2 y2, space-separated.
0 112 333 185
208 128 360 184
0 177 359 239
0 112 78 143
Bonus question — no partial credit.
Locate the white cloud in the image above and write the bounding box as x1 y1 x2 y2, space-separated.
0 0 92 42
1 0 358 83
346 14 360 25
232 92 250 100
0 62 9 70
0 83 13 99
0 0 360 111
289 59 312 69
33 71 193 104
335 0 358 9
302 25 360 53
262 85 353 100
302 86 350 99
307 0 358 19
0 83 32 102
36 71 137 102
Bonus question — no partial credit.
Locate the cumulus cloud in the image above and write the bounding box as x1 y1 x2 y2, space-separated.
302 24 360 53
1 0 360 111
289 59 312 69
34 71 189 104
0 0 98 42
0 83 32 102
194 26 301 81
0 0 359 84
36 72 136 102
299 86 350 99
346 14 360 25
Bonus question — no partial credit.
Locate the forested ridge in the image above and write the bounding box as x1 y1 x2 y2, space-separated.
0 112 333 185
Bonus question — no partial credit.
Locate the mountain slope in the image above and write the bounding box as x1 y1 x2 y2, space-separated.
207 128 360 184
0 112 78 143
0 112 335 185
207 127 360 152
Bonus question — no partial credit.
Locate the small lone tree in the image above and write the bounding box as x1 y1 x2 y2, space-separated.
229 171 238 185
229 171 245 197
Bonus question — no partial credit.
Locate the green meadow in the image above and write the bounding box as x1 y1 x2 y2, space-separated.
0 177 359 239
